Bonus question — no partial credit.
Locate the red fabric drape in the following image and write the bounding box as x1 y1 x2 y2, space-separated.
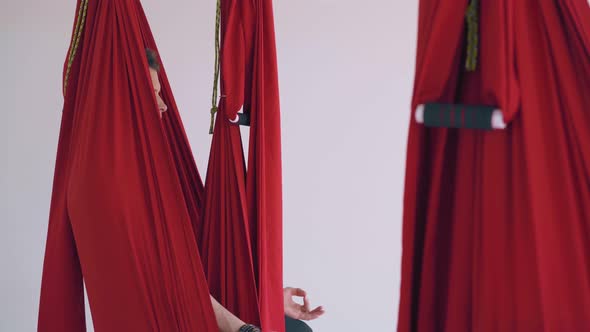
398 1 590 331
38 0 217 330
198 0 284 331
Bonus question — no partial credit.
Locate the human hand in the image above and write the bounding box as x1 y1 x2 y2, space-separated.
283 287 325 321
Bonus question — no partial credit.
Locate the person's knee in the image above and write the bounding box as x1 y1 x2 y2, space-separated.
285 316 313 332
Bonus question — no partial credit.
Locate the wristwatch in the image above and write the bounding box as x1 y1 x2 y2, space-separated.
239 324 261 332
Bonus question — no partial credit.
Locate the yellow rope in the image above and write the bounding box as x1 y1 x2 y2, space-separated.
465 0 479 71
63 0 89 95
209 0 221 134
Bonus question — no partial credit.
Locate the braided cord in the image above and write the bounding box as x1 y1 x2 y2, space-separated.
63 0 89 95
209 0 222 134
465 0 479 71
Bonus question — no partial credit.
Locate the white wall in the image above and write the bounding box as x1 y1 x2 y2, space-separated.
0 0 417 331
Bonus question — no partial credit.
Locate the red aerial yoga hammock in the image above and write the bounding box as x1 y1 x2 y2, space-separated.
38 0 218 330
198 0 285 331
399 0 590 331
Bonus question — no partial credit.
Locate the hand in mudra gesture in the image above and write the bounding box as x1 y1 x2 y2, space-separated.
283 287 325 321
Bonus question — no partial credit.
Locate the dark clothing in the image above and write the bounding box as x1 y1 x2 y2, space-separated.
286 316 313 332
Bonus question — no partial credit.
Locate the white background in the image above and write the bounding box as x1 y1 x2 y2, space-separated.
0 0 417 331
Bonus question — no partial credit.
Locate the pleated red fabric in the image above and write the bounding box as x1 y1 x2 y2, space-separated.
38 0 218 330
398 1 590 331
198 0 285 331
